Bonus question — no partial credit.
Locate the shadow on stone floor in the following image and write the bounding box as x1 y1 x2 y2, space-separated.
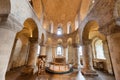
6 68 115 80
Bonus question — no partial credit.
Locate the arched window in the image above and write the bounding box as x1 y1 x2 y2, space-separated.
67 23 72 34
51 23 53 33
75 20 78 30
49 22 53 33
95 40 106 59
37 45 40 56
78 46 82 56
49 25 51 32
57 27 62 35
56 46 63 56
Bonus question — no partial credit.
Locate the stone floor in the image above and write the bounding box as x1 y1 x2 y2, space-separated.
6 67 115 80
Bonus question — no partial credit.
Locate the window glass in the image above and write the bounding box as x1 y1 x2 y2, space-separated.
57 46 62 56
57 27 62 35
78 46 82 56
37 45 40 55
95 40 106 59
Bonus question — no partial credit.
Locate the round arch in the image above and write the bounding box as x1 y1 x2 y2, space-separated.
23 18 39 39
82 20 99 42
94 38 106 59
92 37 104 59
67 38 72 45
57 38 63 44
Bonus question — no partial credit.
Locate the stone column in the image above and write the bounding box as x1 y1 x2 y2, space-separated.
73 45 79 69
99 20 120 80
81 40 97 76
52 47 56 62
40 45 46 55
63 47 66 56
77 46 81 68
63 46 68 63
66 47 68 64
102 40 113 74
23 37 39 74
46 46 52 66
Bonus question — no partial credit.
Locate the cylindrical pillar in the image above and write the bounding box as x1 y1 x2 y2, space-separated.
40 45 46 55
102 40 113 74
27 38 38 67
46 46 52 66
81 40 97 76
68 46 73 64
73 46 79 69
66 47 68 64
52 47 56 62
23 37 39 74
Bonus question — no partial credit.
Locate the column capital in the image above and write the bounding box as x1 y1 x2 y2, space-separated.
72 43 80 47
83 39 92 45
51 46 57 48
40 44 46 47
99 19 120 36
62 43 67 48
102 40 107 44
29 37 38 43
40 43 45 46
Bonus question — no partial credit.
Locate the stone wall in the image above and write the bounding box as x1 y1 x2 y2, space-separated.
0 28 16 80
79 0 120 79
8 39 29 70
79 0 115 43
107 32 120 80
0 0 47 80
10 0 46 40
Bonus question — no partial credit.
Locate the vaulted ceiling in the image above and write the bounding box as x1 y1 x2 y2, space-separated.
31 0 92 33
42 0 82 26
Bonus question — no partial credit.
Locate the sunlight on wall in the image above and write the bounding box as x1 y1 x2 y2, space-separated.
56 46 63 56
57 27 62 35
78 46 82 56
95 40 106 59
37 45 40 55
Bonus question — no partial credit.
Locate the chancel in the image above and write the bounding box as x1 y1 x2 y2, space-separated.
0 0 120 80
47 45 72 73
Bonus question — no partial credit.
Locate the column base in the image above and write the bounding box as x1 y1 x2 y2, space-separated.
21 66 35 74
73 64 79 69
81 68 98 76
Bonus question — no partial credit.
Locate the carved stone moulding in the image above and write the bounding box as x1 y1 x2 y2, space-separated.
99 19 120 36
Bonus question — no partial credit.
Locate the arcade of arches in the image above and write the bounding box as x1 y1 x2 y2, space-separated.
0 0 120 80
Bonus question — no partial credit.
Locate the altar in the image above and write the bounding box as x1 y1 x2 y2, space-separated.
46 56 73 73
